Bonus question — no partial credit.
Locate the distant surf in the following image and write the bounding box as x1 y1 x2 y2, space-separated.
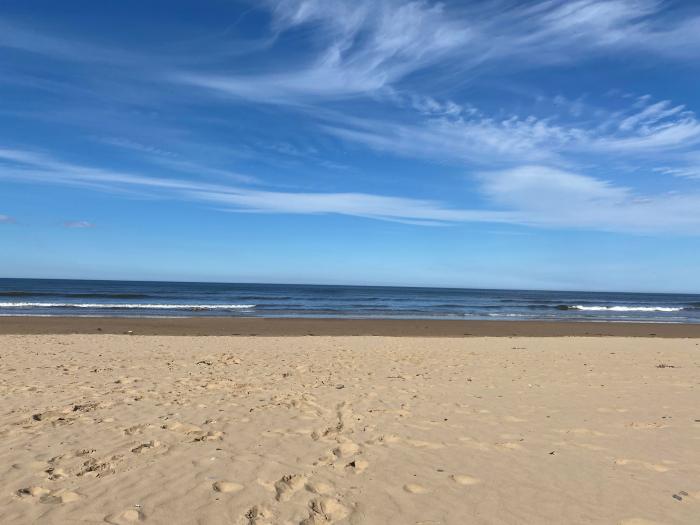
557 305 685 312
0 302 255 311
1 278 699 323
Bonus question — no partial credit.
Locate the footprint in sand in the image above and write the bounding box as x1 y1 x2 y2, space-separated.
405 439 444 450
617 518 663 525
45 467 68 480
123 424 155 436
614 459 670 472
274 474 307 501
305 481 334 495
376 433 401 445
78 456 122 477
29 408 71 423
162 421 202 434
332 441 360 459
404 483 430 494
17 486 50 498
213 480 244 493
192 430 224 442
245 504 274 525
104 509 145 524
459 437 491 451
18 486 81 504
303 497 349 524
495 442 524 451
503 415 527 423
131 440 163 454
450 474 481 486
627 422 668 430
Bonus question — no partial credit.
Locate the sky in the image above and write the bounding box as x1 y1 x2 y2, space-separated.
1 0 700 292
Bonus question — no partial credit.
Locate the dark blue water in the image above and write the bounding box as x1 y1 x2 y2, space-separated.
1 278 700 322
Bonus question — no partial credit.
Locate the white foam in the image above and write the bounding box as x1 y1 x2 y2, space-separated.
0 302 255 310
571 305 682 312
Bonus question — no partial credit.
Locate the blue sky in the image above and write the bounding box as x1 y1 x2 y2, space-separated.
1 0 700 292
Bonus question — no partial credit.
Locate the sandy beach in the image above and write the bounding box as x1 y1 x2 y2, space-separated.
1 332 699 524
3 317 700 337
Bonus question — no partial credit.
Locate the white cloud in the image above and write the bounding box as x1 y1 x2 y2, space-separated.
64 220 94 228
477 165 700 233
2 147 700 234
654 166 700 180
0 17 135 64
323 95 700 166
0 214 15 223
178 1 700 104
0 147 505 226
178 0 471 103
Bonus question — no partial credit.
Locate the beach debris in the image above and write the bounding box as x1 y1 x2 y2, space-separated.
335 384 345 389
656 362 677 368
345 459 369 473
672 494 683 501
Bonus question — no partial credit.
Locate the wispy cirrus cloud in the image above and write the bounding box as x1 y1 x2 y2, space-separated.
2 2 700 238
178 0 471 103
323 95 700 167
0 17 136 65
0 147 502 226
476 165 700 233
3 147 700 234
63 220 94 228
178 0 700 104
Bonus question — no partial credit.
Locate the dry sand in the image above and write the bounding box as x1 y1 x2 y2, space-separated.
1 334 699 524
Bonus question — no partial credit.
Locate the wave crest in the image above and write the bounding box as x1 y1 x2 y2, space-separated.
0 302 255 310
568 305 683 312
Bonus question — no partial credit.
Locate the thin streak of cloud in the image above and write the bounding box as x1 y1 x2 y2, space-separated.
2 147 700 234
63 220 94 229
322 95 700 167
0 18 134 64
179 1 700 104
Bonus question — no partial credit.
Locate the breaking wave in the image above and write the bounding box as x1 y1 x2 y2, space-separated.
0 291 154 299
563 305 683 312
0 302 255 310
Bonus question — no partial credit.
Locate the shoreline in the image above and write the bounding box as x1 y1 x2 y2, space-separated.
2 316 700 337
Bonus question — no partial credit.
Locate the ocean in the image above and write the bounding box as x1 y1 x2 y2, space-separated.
1 278 699 323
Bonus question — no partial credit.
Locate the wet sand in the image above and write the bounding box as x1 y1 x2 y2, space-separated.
2 316 700 337
1 334 699 524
